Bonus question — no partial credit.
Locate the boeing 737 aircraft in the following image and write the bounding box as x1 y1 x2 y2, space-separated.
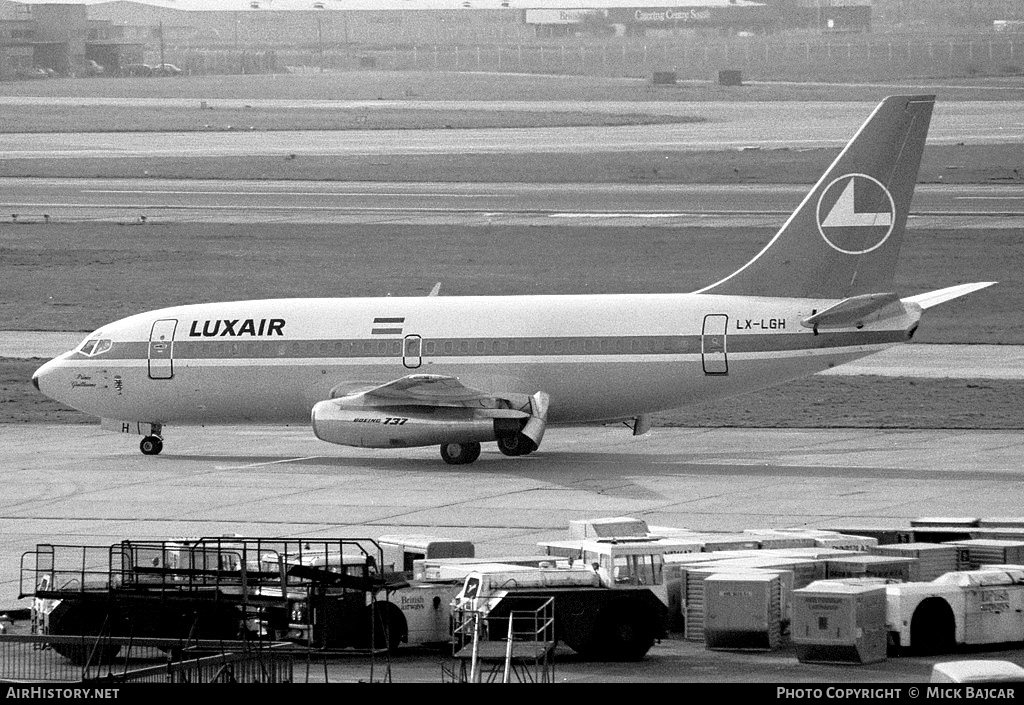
33 95 993 464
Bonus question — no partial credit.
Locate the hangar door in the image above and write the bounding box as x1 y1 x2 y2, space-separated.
148 319 177 380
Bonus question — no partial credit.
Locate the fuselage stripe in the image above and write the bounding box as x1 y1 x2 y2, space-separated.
75 331 907 363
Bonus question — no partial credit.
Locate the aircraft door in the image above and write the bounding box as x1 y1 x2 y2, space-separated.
148 319 177 380
701 314 728 375
403 334 422 369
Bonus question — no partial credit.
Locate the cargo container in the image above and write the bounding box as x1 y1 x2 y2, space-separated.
704 573 784 651
792 579 889 664
871 543 962 581
825 555 919 583
943 539 1024 570
378 534 474 574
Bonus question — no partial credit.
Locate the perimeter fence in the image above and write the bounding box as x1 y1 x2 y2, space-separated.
171 33 1024 81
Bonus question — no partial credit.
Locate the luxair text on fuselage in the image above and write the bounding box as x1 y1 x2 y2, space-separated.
188 319 286 337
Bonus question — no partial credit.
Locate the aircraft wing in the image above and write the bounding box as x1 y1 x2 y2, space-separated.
902 282 997 310
330 374 531 415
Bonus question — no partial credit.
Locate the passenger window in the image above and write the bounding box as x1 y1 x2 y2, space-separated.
476 341 485 354
444 341 453 354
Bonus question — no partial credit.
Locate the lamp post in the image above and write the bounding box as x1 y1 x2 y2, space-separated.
314 2 325 73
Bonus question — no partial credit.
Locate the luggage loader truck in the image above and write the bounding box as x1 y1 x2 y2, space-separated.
452 539 681 661
22 537 411 663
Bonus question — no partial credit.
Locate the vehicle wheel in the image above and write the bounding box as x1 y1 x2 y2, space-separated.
497 434 536 457
440 441 481 465
140 436 163 455
47 602 122 666
598 606 655 661
366 602 406 653
909 597 956 655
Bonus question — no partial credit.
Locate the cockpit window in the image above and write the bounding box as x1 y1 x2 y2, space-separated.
79 338 112 357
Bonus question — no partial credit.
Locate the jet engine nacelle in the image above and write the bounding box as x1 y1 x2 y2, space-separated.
311 401 516 449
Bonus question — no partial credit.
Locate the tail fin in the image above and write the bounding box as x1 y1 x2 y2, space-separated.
698 95 935 299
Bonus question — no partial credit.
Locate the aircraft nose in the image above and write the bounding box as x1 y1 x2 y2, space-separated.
32 357 62 397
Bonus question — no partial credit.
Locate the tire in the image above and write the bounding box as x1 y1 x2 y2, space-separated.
440 441 481 465
597 606 655 661
47 602 122 666
140 436 163 455
497 434 536 457
357 602 406 653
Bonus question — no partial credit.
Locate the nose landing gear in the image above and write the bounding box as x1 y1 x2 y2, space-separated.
140 435 163 455
140 423 164 455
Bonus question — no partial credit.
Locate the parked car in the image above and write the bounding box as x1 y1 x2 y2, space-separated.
121 63 153 77
931 660 1024 683
15 67 50 80
84 60 105 76
151 63 182 76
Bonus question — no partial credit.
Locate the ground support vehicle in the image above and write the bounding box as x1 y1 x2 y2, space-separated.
886 567 1024 654
451 539 685 661
21 537 406 664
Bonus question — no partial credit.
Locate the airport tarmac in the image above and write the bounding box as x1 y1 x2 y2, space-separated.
4 422 1024 682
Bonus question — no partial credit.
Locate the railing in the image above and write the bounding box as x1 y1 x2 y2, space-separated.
0 635 292 683
448 596 555 684
21 538 388 600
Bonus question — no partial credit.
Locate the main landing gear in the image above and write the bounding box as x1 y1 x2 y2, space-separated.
439 434 539 465
439 441 481 465
496 434 537 457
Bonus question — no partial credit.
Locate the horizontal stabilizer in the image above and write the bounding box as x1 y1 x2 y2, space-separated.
902 282 997 310
800 292 906 330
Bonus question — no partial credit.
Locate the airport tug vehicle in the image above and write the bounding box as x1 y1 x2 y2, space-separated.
447 537 691 661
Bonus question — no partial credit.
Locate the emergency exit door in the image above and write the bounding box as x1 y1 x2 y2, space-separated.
148 319 177 380
701 314 728 375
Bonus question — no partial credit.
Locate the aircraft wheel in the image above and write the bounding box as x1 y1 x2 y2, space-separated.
140 435 163 456
440 441 481 465
497 434 536 457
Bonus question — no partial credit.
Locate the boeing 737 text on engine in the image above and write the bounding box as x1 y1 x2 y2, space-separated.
33 95 994 464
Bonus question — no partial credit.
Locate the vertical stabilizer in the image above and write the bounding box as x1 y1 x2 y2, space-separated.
698 95 935 299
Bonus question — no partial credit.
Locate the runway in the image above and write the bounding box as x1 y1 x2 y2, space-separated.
1 177 1021 227
1 100 1021 159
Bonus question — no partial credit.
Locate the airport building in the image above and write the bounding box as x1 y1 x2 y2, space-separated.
2 0 1022 80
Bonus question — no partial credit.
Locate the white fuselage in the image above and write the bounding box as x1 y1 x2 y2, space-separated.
34 293 918 427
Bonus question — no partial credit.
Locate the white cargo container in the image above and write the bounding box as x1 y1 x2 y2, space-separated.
704 573 784 651
742 530 817 550
825 555 919 582
792 579 889 664
871 543 962 581
944 539 1024 570
378 534 474 574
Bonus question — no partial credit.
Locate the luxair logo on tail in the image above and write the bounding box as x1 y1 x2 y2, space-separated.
816 173 896 255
